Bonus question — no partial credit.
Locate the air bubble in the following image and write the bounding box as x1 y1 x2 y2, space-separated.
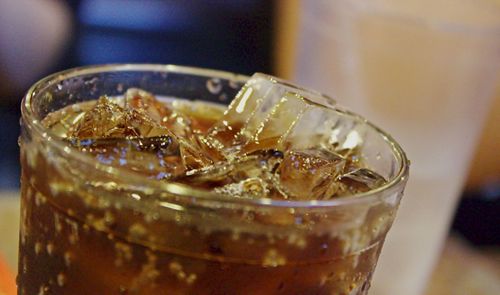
287 234 306 249
34 242 43 255
34 192 46 206
38 284 49 295
169 261 182 273
186 273 197 285
46 242 55 256
129 223 147 240
22 256 28 273
115 242 133 267
206 78 222 94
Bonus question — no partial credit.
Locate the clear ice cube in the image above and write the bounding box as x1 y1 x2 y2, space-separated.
175 150 283 193
68 96 169 139
56 79 386 199
339 168 387 193
177 133 226 170
277 148 346 200
208 73 337 154
124 88 172 123
125 88 196 138
71 135 184 179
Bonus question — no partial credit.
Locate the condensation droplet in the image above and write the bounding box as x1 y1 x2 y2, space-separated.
206 78 222 94
64 252 73 267
49 182 65 196
117 83 124 92
34 242 43 255
46 242 55 256
34 192 46 207
129 251 159 290
169 261 182 274
38 284 49 295
186 273 197 285
144 213 160 223
22 256 28 273
229 79 240 89
231 231 240 241
287 234 306 249
82 224 90 233
262 249 287 267
54 214 62 233
57 273 66 287
114 242 133 267
129 223 147 240
68 234 77 245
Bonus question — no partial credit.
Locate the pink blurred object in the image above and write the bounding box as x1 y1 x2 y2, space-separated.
0 0 72 92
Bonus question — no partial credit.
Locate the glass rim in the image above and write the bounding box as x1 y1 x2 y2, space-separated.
22 63 410 209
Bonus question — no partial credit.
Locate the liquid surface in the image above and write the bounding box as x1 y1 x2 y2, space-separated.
42 84 386 201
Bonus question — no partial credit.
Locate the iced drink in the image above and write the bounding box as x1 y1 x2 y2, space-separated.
18 65 408 294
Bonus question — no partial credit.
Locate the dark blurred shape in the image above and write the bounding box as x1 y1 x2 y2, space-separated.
63 0 274 74
79 0 195 31
452 183 500 246
0 0 275 190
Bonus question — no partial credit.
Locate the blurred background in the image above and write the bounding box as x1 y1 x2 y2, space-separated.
0 0 499 294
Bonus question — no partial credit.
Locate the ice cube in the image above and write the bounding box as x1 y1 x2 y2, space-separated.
175 150 283 189
124 88 225 169
339 168 387 193
124 88 171 123
177 133 226 170
68 96 169 139
126 108 172 138
208 73 336 153
68 96 130 138
71 135 185 179
43 110 87 138
124 88 197 139
239 92 343 154
71 135 179 155
277 148 346 200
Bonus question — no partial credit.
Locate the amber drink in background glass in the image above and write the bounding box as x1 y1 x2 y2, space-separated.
18 65 408 294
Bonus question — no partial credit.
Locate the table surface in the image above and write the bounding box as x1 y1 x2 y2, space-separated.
0 192 19 271
1 192 498 294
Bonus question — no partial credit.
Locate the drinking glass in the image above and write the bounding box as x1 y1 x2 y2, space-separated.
19 64 408 294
